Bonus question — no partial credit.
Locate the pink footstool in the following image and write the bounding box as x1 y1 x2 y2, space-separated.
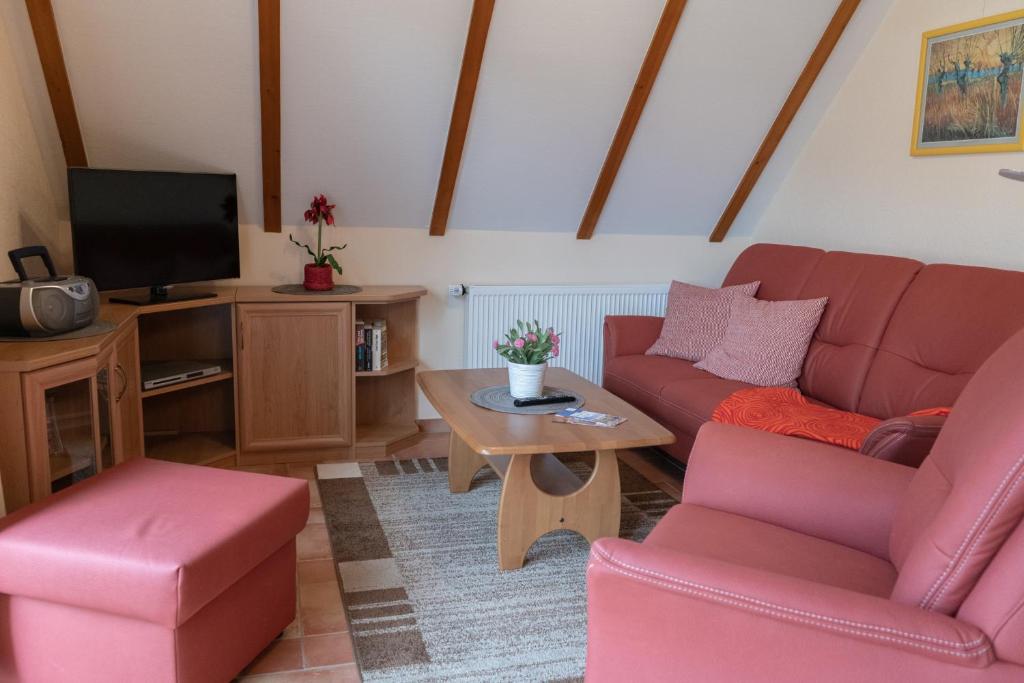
0 458 309 682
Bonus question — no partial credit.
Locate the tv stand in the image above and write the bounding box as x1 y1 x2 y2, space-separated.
110 286 218 306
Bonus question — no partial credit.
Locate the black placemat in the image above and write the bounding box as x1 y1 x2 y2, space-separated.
469 385 585 415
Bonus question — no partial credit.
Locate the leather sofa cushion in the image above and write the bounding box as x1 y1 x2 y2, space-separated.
0 458 309 629
644 504 897 597
723 246 922 411
721 243 824 301
603 354 719 416
658 376 753 438
859 264 1024 418
794 251 922 411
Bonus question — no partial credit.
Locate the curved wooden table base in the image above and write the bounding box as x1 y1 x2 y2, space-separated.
448 432 622 570
449 430 488 493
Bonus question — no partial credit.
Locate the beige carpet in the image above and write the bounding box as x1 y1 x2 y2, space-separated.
317 454 676 682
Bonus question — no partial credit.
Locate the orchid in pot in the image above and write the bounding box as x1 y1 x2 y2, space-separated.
289 194 347 291
494 320 561 399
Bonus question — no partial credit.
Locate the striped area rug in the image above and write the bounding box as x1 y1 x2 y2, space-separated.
317 454 676 682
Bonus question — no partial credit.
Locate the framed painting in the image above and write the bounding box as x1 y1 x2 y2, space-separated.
911 9 1024 156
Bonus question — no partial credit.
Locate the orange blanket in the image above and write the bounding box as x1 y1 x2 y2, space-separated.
711 387 950 451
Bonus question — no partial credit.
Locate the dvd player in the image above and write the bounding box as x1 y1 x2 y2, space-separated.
141 360 223 391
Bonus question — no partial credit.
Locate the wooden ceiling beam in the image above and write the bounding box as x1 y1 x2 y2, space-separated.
709 0 860 242
258 0 282 233
25 0 87 167
576 0 688 240
429 0 496 236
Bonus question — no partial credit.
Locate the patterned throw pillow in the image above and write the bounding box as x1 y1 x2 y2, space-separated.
695 295 828 387
645 281 761 362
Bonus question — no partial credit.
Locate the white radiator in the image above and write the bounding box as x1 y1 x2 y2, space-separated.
464 284 669 384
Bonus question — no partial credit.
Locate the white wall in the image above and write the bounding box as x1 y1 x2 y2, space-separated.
754 0 1024 270
230 224 753 416
0 15 61 281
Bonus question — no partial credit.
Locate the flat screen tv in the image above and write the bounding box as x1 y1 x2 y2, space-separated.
69 168 240 305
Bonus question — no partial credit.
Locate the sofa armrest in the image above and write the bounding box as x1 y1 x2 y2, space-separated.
861 414 946 468
684 423 915 559
603 315 663 360
586 538 994 682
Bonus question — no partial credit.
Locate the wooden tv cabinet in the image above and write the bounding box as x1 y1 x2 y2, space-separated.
0 284 426 512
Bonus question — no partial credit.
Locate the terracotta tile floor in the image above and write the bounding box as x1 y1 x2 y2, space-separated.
233 431 684 681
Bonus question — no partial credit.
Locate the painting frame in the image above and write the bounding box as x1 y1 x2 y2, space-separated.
911 9 1024 156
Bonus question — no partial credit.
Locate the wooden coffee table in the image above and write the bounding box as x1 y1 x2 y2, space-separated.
417 368 675 570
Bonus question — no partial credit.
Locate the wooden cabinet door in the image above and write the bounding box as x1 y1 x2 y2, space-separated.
238 303 353 451
22 357 107 501
112 322 144 461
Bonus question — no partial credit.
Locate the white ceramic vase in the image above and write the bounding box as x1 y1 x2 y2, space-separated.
507 361 546 399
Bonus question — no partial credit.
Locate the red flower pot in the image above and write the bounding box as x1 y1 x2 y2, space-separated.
303 264 334 291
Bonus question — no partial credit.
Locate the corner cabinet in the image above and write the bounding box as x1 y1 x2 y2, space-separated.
13 321 144 505
234 287 425 464
237 303 354 454
0 285 425 511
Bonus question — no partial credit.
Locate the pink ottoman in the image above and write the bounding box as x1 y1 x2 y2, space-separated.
0 458 309 682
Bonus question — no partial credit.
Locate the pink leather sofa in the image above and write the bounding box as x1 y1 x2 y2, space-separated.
604 244 1024 463
586 326 1024 681
0 458 309 682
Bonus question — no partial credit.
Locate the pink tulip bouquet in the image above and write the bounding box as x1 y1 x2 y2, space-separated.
493 320 560 365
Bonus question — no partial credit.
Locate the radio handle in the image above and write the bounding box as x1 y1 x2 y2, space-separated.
8 245 57 282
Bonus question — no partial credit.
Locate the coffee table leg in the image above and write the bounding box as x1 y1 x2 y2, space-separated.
448 431 488 493
497 449 622 570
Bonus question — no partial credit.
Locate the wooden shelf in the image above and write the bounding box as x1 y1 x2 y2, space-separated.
145 431 236 467
355 359 416 378
141 368 234 399
355 422 419 447
49 450 93 481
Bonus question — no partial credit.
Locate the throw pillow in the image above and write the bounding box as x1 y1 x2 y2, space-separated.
694 295 828 387
645 280 760 361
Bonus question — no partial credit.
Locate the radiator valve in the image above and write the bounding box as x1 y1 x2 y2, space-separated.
448 284 467 297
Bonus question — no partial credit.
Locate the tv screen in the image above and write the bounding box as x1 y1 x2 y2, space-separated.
69 168 240 292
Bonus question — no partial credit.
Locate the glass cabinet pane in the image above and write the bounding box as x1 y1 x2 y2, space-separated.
45 378 97 494
98 366 114 470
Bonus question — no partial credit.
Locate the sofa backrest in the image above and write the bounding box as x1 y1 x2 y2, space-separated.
792 252 922 411
722 244 922 411
721 243 823 301
888 327 1024 618
857 263 1024 418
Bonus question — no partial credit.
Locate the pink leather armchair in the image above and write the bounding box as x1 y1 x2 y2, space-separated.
586 326 1024 681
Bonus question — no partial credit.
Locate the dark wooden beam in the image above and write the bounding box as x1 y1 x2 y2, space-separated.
258 0 281 233
576 0 687 240
25 0 86 167
709 0 860 242
429 0 496 236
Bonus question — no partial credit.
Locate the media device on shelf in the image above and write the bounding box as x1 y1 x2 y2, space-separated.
68 168 241 305
141 360 224 391
0 245 98 337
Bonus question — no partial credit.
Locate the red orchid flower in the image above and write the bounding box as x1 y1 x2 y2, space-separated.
304 194 336 226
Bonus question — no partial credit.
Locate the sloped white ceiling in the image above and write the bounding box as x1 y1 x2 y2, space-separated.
599 0 843 235
51 0 262 223
24 0 888 235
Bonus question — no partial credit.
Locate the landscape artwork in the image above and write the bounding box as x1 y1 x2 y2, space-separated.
912 10 1024 155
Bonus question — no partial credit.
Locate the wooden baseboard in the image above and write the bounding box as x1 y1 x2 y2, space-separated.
416 418 451 434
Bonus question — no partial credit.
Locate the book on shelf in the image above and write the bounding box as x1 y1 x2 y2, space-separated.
355 320 367 371
552 407 628 428
355 319 388 372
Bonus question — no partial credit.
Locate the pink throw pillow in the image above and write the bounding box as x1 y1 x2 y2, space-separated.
646 280 760 362
694 295 828 387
